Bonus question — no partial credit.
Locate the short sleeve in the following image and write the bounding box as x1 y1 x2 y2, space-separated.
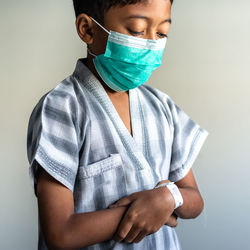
26 89 79 196
167 98 209 182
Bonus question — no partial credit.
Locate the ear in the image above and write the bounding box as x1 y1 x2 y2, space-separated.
75 14 94 45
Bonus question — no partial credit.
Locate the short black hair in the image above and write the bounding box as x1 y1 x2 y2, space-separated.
72 0 173 24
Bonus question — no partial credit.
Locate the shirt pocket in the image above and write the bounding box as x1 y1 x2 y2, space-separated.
74 153 125 212
78 153 123 179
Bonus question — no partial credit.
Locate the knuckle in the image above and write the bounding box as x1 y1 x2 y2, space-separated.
152 226 159 233
144 227 152 234
135 222 145 230
127 212 137 221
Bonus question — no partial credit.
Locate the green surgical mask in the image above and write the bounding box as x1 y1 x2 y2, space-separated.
88 17 167 92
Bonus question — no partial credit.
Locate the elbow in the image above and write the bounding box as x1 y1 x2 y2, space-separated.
199 196 205 214
190 195 205 219
46 230 70 250
42 214 77 250
197 195 205 217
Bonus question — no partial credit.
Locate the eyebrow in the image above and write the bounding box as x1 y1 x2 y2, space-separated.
127 15 172 24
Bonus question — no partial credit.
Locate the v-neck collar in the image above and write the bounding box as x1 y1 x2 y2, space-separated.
73 58 149 170
106 89 135 139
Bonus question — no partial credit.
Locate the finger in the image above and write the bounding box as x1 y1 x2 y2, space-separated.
123 225 142 243
133 229 148 243
113 219 134 243
109 195 134 208
165 214 178 227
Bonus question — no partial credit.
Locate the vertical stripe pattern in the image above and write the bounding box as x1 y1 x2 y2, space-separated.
26 58 208 250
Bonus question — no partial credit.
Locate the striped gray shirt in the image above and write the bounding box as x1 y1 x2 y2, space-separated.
27 58 208 250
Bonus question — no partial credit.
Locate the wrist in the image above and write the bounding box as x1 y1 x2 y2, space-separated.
154 182 183 209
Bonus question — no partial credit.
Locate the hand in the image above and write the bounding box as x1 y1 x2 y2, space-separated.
108 187 175 243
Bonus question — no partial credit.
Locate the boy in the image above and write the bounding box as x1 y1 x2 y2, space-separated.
26 0 209 249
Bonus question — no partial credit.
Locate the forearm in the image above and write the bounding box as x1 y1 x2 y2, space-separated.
174 186 204 219
52 206 128 250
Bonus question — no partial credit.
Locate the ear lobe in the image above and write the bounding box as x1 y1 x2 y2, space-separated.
75 14 94 45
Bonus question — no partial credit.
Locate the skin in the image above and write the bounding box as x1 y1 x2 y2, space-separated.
36 0 204 249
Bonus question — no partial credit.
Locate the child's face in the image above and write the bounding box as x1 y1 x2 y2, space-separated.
91 0 172 55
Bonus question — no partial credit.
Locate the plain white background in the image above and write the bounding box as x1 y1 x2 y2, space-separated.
0 0 249 249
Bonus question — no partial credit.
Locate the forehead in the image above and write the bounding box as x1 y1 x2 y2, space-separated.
104 0 172 25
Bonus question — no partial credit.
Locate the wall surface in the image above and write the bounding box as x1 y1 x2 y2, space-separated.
0 0 249 249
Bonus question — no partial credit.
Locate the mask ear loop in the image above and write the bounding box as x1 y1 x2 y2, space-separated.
87 17 111 57
89 17 111 35
87 48 97 57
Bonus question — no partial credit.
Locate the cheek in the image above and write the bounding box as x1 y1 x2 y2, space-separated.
93 32 108 54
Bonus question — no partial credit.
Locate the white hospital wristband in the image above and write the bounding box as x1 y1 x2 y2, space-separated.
154 182 183 209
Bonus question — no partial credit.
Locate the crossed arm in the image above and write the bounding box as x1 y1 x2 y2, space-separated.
36 163 204 250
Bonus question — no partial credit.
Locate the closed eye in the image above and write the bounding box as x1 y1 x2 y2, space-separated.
127 28 168 39
127 28 144 36
157 32 168 38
